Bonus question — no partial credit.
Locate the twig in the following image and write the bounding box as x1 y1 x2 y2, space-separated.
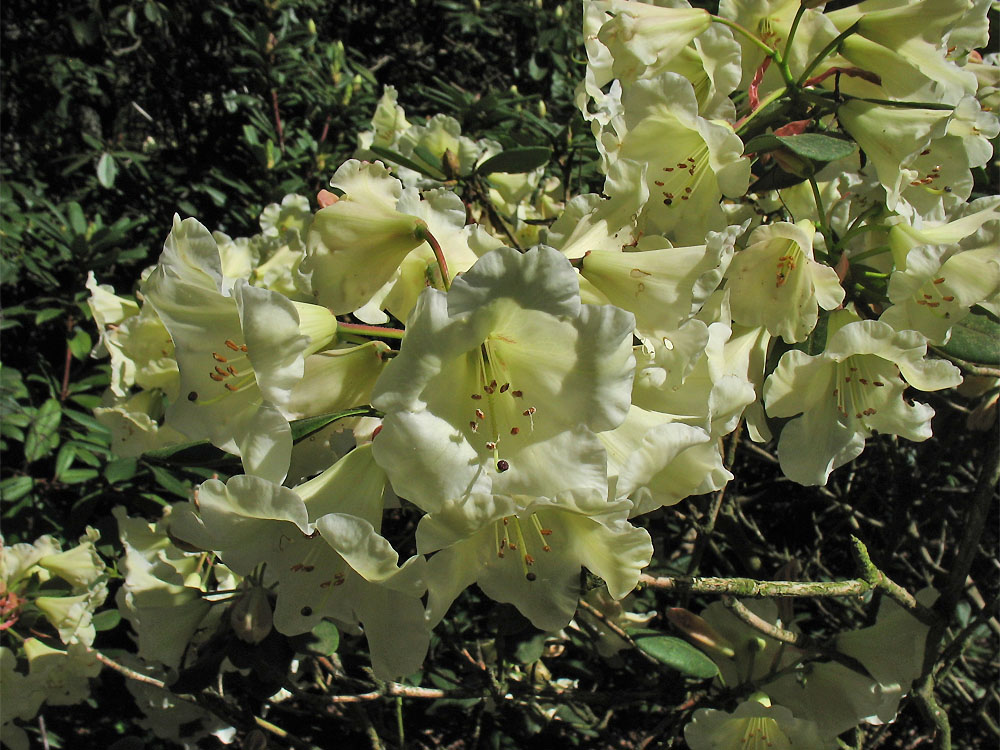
687 427 741 576
576 599 662 669
93 650 167 688
639 573 872 598
849 536 938 625
721 596 806 647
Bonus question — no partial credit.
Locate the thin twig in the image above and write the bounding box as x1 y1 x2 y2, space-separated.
639 573 871 598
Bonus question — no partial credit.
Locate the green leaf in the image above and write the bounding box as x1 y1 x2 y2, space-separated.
307 620 339 655
148 463 193 498
0 476 35 503
290 407 379 442
93 609 121 632
68 328 92 361
369 145 447 180
743 133 855 163
477 146 552 175
54 443 77 479
629 631 719 679
104 457 138 484
940 310 1000 366
97 153 118 188
59 468 100 484
24 398 62 462
67 202 87 236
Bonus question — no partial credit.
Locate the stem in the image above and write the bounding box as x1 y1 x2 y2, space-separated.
415 223 451 289
808 175 834 262
271 89 285 152
336 321 406 340
781 4 807 65
840 96 955 111
709 15 776 58
850 536 938 625
929 346 1000 378
843 244 891 264
736 86 787 134
577 598 663 670
639 573 872 598
722 595 806 647
797 21 860 88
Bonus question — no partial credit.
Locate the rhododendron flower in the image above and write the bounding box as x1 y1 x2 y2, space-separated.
764 313 962 485
725 219 844 343
598 72 750 244
144 216 338 482
417 483 652 632
170 450 430 680
371 245 635 512
684 694 834 750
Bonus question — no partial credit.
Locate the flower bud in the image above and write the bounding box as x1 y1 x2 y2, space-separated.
664 607 736 659
230 584 273 644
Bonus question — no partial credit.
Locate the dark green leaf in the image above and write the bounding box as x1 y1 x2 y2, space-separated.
24 398 62 462
369 145 447 180
68 328 92 361
0 476 35 503
148 463 193 498
629 631 719 679
306 621 340 656
744 133 855 163
93 609 121 631
290 407 380 442
97 153 118 188
104 457 138 484
478 147 552 175
59 468 100 484
940 310 1000 366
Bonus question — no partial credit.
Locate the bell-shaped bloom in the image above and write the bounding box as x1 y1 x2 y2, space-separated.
591 0 711 88
113 506 225 669
304 159 428 314
599 72 750 244
95 389 187 458
143 216 338 482
417 477 653 632
726 220 844 343
577 224 739 339
599 406 732 517
23 638 101 707
684 694 834 750
169 449 430 680
764 313 962 485
881 244 1000 344
371 245 636 512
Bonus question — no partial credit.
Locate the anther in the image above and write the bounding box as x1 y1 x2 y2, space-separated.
215 366 228 377
227 366 239 375
225 383 239 391
225 339 240 351
523 407 536 416
470 421 478 432
499 383 510 393
471 394 482 400
210 373 225 381
475 409 485 420
512 390 523 398
212 353 228 363
486 441 497 451
510 427 520 435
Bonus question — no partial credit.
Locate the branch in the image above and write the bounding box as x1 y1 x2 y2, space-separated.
638 573 871 598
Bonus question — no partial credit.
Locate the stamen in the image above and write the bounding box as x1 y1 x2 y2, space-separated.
210 373 225 381
225 339 240 351
212 353 228 363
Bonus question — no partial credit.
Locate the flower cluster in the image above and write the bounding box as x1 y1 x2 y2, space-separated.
18 0 991 745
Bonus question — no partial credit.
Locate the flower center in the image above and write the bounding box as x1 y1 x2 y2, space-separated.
831 355 900 424
914 275 958 319
493 513 554 581
651 140 710 209
186 338 256 403
466 340 538 474
738 716 791 750
774 239 802 288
